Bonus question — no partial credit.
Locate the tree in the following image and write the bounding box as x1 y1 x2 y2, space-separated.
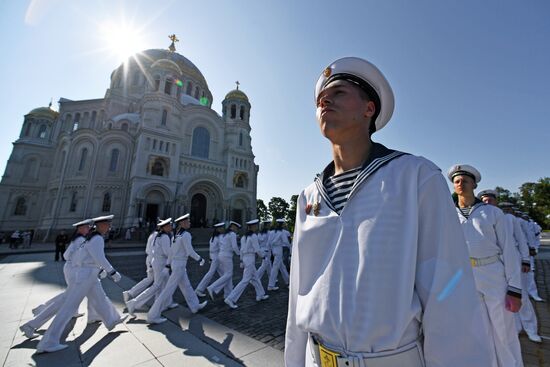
286 195 298 233
494 186 519 205
268 197 289 221
518 178 550 229
256 199 269 221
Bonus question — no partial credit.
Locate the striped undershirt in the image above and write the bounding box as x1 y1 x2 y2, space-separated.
459 207 472 219
323 166 362 214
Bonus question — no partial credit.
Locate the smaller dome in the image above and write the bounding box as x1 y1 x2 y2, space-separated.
224 89 249 102
27 106 59 119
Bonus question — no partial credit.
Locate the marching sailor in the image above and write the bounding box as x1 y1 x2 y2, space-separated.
123 223 159 303
256 220 273 282
497 202 542 343
450 165 523 367
195 222 225 297
20 219 94 339
147 214 207 324
267 219 290 291
125 218 175 316
224 219 269 309
520 214 544 302
285 57 493 367
36 215 126 353
206 221 241 300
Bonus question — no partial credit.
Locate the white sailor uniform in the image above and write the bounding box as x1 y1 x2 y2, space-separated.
522 219 542 300
255 229 273 281
268 228 290 289
207 231 240 298
195 233 223 294
124 230 156 301
225 232 266 305
456 201 523 367
126 231 172 314
147 229 205 321
285 146 494 367
36 232 124 352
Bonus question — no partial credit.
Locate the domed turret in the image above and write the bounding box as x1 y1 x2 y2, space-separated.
20 104 58 141
222 82 251 123
27 106 59 119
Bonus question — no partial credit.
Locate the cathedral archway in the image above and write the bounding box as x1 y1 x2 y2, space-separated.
144 189 167 226
191 193 207 227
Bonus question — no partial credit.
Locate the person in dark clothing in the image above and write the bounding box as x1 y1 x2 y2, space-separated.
54 231 69 261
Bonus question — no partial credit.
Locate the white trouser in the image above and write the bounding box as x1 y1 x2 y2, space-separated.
226 254 265 303
148 259 200 319
256 249 272 281
208 256 234 297
37 267 121 350
472 262 523 367
268 246 289 288
516 272 539 335
527 257 541 299
128 266 154 298
196 255 222 292
132 259 169 310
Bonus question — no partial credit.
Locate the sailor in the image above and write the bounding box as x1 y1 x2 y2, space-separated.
195 222 225 297
36 215 126 353
123 223 159 303
285 56 493 367
224 219 269 309
125 218 175 315
267 219 290 291
206 221 241 300
147 214 207 324
519 213 544 302
498 202 542 343
256 220 273 282
449 165 523 366
20 219 94 339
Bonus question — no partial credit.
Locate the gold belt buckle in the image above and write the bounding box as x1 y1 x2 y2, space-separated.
470 258 477 267
318 343 339 367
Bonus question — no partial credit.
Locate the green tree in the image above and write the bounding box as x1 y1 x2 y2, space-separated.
268 197 289 221
494 186 519 204
256 199 269 221
518 178 550 229
286 195 298 233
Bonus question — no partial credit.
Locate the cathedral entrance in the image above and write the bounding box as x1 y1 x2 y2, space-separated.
145 204 159 227
191 193 207 227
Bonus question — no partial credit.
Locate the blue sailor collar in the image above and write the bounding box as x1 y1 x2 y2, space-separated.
314 142 407 214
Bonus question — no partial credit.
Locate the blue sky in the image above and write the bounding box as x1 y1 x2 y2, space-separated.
0 0 548 203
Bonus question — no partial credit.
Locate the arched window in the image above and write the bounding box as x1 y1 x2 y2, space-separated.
191 127 210 159
91 111 97 123
78 148 88 171
194 87 199 99
236 175 245 188
161 109 168 125
230 104 236 119
239 131 243 146
186 82 193 95
38 125 47 138
240 106 245 120
69 191 77 212
24 123 32 136
109 149 119 172
164 78 173 95
154 76 160 91
14 197 27 215
102 192 111 212
151 159 164 176
121 123 128 131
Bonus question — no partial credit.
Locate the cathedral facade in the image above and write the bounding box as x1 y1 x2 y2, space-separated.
0 47 258 240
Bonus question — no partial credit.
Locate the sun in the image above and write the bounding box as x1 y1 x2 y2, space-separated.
99 20 146 63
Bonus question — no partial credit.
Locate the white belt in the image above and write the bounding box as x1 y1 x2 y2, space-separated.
309 334 424 367
470 254 500 267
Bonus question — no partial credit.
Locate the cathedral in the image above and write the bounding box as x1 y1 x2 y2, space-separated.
0 41 258 240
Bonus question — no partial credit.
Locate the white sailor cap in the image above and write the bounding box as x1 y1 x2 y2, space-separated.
315 57 394 132
275 218 286 223
246 219 259 225
92 214 114 224
213 222 225 228
174 214 190 223
477 189 497 200
447 164 481 183
229 221 242 228
157 218 172 227
72 219 93 227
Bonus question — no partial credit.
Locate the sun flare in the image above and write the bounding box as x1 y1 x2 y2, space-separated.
99 21 146 63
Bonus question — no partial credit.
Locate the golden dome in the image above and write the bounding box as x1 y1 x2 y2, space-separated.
27 106 59 119
224 89 249 102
